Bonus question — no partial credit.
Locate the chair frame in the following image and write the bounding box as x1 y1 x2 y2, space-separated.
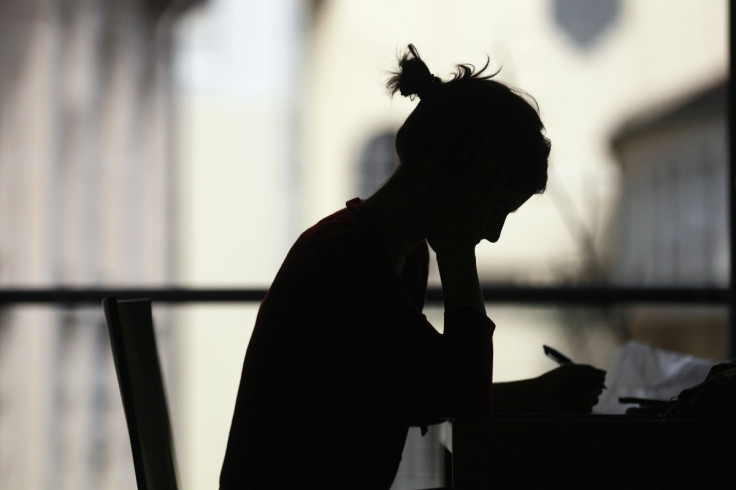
103 297 179 490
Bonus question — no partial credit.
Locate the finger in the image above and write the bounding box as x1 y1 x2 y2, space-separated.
586 393 600 407
574 394 599 414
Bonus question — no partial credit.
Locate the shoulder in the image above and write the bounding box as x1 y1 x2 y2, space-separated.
296 203 385 262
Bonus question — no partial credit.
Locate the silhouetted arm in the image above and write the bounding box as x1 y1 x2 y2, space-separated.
435 249 486 314
493 365 606 414
330 232 494 424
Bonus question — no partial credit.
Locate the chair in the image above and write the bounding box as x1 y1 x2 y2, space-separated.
103 297 179 490
103 296 447 490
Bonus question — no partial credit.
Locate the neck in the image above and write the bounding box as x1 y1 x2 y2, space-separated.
362 174 429 271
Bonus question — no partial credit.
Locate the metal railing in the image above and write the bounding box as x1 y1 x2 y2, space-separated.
0 285 728 306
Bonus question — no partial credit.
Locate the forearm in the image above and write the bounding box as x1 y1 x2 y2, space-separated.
436 249 485 314
491 379 536 413
432 249 493 418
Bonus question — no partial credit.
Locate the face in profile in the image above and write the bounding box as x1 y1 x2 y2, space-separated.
483 190 532 243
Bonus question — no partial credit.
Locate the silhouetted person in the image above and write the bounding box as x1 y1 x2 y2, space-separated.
220 44 605 490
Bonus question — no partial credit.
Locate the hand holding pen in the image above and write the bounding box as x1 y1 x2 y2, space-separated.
534 345 608 413
492 346 607 414
544 344 606 389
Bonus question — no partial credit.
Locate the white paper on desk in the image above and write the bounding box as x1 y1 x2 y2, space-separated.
594 341 722 414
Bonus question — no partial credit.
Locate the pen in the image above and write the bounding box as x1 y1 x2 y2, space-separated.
543 344 574 365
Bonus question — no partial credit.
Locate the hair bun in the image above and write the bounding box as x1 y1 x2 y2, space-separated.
387 44 441 100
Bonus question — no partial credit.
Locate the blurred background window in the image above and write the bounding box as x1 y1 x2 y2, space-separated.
357 130 400 198
0 1 728 489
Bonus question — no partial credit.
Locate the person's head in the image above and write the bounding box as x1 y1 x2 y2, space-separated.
386 44 550 197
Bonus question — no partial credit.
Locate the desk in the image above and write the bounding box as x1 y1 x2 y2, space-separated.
450 415 736 489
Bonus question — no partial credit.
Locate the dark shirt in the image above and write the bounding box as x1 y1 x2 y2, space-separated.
220 198 494 489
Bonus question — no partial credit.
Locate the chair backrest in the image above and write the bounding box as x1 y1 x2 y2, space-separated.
102 297 179 490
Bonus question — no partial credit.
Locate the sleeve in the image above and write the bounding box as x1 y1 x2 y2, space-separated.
439 307 495 417
327 231 495 425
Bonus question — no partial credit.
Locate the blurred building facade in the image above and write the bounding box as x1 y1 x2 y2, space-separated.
175 1 727 489
0 1 200 488
608 80 729 358
610 81 728 287
0 0 728 489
